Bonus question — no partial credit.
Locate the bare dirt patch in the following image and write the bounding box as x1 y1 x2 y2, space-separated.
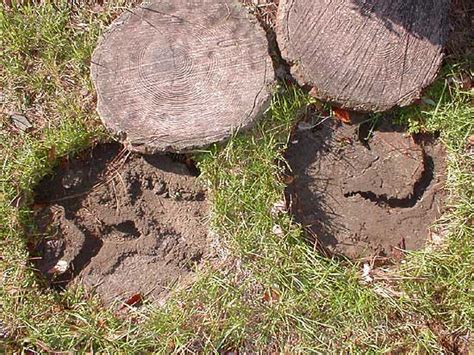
32 143 211 305
285 117 447 260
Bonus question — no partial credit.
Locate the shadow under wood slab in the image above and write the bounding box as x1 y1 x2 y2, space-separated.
91 0 274 153
32 143 213 306
277 0 450 112
285 118 447 260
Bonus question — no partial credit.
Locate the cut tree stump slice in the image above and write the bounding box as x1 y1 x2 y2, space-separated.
91 0 274 153
277 0 450 111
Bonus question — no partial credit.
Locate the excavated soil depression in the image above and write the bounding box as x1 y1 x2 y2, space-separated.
32 143 210 305
285 117 447 260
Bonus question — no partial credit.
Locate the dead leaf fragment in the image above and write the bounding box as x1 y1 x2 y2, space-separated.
31 202 48 211
468 135 474 146
35 340 55 353
122 293 143 308
262 288 280 303
391 237 406 261
10 113 33 132
332 107 351 123
221 349 239 355
308 87 319 98
461 76 473 90
282 175 295 185
47 146 56 163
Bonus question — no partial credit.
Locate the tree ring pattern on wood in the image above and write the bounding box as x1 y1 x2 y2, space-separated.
92 0 274 153
277 0 449 111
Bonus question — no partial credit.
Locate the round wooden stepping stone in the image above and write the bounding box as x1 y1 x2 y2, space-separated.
277 0 450 112
91 0 274 153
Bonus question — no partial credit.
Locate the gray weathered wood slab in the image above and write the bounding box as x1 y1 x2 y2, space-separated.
92 0 274 153
277 0 450 111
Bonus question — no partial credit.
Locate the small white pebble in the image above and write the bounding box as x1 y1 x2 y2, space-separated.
48 260 68 275
272 224 284 237
362 263 373 283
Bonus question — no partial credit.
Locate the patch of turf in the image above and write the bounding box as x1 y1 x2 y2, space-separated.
396 63 474 337
0 1 472 353
197 87 390 351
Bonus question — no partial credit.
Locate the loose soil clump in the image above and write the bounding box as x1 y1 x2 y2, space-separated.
285 117 447 260
32 143 211 305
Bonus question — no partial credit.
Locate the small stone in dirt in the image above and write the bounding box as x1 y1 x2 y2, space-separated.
272 224 284 237
153 181 167 195
62 168 85 189
47 260 69 275
10 113 33 132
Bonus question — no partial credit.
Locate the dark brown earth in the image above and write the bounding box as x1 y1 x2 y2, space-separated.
446 0 474 59
285 116 447 260
32 143 211 305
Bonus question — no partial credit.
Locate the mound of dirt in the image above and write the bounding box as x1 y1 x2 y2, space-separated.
32 143 211 305
285 117 447 260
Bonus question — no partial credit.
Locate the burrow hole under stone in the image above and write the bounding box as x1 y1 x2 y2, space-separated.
284 111 448 261
30 143 214 306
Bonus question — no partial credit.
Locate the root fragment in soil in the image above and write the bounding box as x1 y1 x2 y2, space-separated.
31 143 212 306
285 117 447 260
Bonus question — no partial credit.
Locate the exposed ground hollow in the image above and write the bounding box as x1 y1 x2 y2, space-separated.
285 115 447 260
31 143 212 306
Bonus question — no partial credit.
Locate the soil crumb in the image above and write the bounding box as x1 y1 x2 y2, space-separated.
32 143 211 305
285 118 447 260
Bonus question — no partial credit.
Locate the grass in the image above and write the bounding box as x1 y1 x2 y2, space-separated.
1 1 473 352
396 63 474 338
